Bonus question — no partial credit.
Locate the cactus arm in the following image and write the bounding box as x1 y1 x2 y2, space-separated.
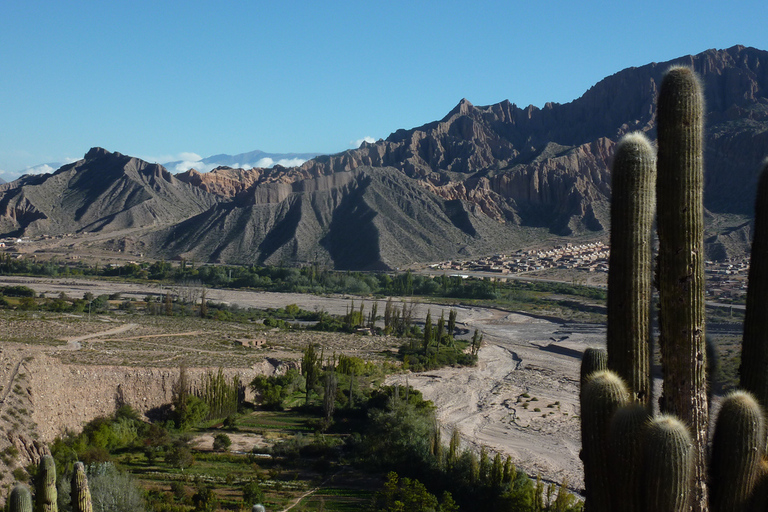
709 391 766 512
655 65 709 511
606 132 656 407
70 462 93 512
739 159 768 409
580 370 630 512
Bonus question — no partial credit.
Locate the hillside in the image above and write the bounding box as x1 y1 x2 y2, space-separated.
0 46 765 268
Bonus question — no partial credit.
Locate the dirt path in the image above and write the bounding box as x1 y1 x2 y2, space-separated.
63 323 139 348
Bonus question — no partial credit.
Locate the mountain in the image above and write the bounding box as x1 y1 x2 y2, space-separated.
149 167 533 269
162 150 321 173
290 46 768 233
0 148 220 238
0 46 765 269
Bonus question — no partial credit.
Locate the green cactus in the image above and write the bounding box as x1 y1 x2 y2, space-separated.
709 391 766 512
641 415 694 512
35 455 57 512
606 132 656 407
579 347 607 391
655 65 708 510
580 370 629 512
739 159 768 410
608 402 650 512
8 485 33 512
70 462 93 512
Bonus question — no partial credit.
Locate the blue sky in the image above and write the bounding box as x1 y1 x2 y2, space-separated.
1 1 765 178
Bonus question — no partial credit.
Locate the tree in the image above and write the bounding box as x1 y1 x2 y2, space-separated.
323 371 338 424
192 484 218 512
171 364 189 429
242 481 264 507
423 310 433 355
302 343 321 405
436 310 445 345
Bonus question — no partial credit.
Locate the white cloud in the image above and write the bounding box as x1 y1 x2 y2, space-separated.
274 158 307 168
24 164 57 175
350 136 375 148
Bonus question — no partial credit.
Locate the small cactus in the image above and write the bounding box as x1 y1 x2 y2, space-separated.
35 455 57 512
70 462 93 512
641 415 694 512
580 370 629 512
709 391 766 512
606 132 656 407
8 485 33 512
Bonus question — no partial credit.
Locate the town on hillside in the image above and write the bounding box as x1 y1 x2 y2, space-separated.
431 241 749 303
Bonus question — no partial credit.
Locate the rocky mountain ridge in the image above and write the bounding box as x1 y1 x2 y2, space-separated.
0 46 765 268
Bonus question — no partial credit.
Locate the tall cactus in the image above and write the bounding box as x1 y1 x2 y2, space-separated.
580 370 629 512
641 415 695 512
70 462 93 512
606 132 656 407
35 455 57 512
655 65 708 511
709 391 766 512
8 485 33 512
739 159 768 410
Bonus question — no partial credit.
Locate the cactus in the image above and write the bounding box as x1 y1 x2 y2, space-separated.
655 65 708 510
35 455 57 512
71 462 93 512
8 485 33 512
739 159 768 410
579 347 607 391
580 370 629 512
709 391 766 512
608 402 650 512
641 415 694 512
606 132 656 407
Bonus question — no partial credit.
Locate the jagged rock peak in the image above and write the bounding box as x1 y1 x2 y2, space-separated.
84 147 112 160
447 98 475 117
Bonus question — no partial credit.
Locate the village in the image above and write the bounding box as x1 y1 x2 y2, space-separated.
431 241 750 303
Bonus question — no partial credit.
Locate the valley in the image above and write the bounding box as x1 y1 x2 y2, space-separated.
0 275 602 496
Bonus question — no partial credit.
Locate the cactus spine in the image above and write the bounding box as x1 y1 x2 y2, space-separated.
580 370 629 512
8 485 33 512
606 132 656 406
641 415 695 512
739 159 768 410
709 391 766 512
71 462 93 512
655 65 708 510
35 455 57 512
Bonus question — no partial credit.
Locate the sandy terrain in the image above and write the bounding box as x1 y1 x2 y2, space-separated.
0 276 602 492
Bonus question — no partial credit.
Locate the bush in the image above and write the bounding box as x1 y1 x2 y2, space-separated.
212 433 231 452
242 480 264 506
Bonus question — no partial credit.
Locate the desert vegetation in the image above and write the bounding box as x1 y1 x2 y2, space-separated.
4 354 583 512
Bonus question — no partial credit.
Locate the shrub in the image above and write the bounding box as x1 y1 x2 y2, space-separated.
212 433 231 452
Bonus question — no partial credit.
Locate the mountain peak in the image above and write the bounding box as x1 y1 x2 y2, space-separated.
448 98 474 117
84 147 111 160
